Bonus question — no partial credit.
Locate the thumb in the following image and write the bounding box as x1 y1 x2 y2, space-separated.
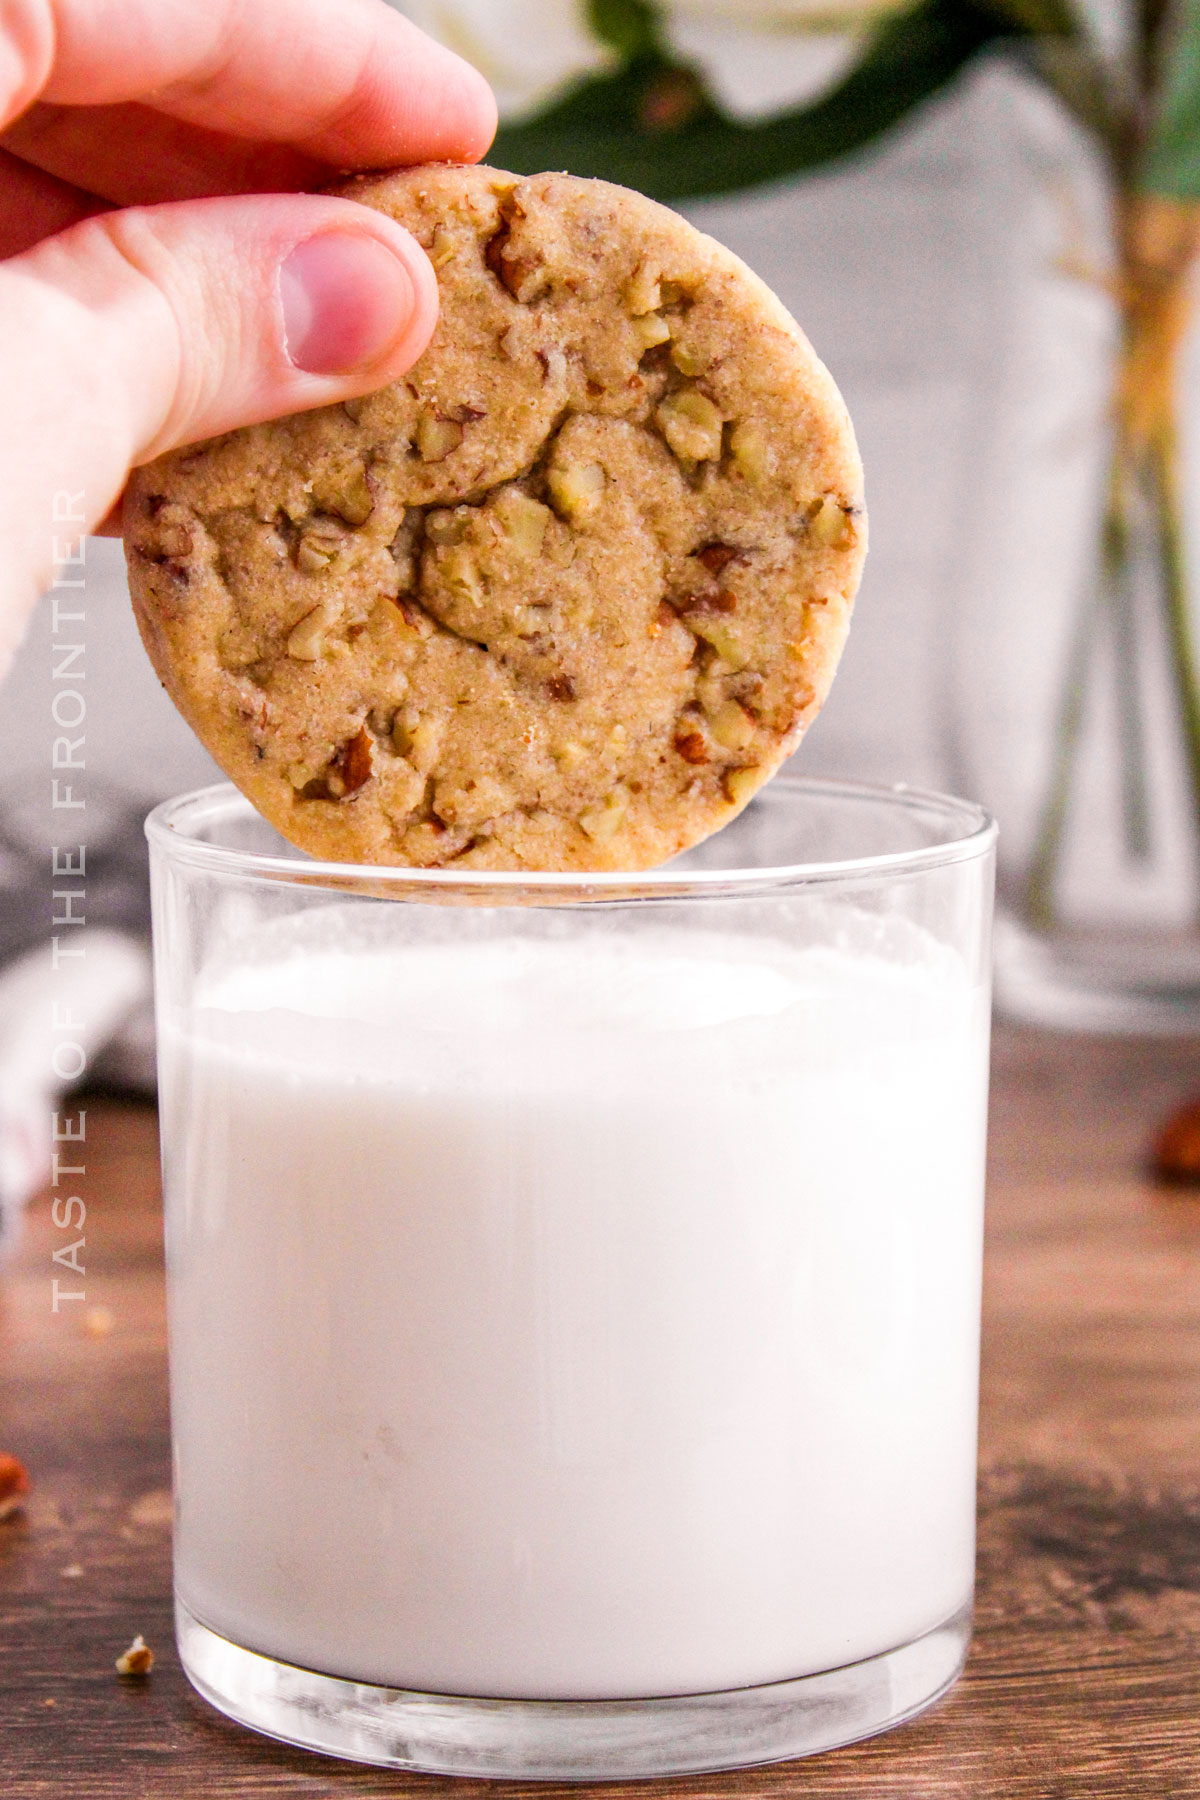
0 192 438 672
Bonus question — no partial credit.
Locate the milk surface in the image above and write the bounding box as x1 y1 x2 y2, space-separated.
161 919 988 1700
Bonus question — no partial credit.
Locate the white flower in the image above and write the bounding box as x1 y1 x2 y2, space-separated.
390 0 616 121
391 0 916 127
659 0 916 121
666 0 908 15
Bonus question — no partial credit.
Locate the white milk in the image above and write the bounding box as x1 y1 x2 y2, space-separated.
161 920 988 1700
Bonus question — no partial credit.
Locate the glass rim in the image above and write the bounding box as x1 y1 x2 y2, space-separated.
145 776 996 901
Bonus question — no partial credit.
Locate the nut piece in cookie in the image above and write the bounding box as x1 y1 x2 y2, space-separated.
124 165 865 872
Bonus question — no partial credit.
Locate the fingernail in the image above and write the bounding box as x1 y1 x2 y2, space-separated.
280 232 415 375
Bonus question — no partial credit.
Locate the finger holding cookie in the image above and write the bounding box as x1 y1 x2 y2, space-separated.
0 0 497 678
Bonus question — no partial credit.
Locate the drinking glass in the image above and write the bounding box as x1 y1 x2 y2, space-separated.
146 774 995 1778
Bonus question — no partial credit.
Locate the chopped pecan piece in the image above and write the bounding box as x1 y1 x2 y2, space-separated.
579 788 629 844
495 489 551 557
686 615 746 669
674 728 709 766
484 200 541 301
623 264 662 315
339 728 374 795
297 727 374 801
547 462 605 523
1152 1097 1200 1184
696 542 741 576
634 312 671 350
286 599 339 660
416 411 464 463
649 598 678 638
670 341 706 377
655 389 724 464
0 1452 30 1520
393 594 426 633
730 421 772 483
154 519 192 563
295 518 344 573
115 1635 154 1678
803 495 855 548
140 501 194 575
425 508 469 546
429 227 456 269
722 766 759 807
708 700 756 751
686 589 737 617
535 347 568 384
312 461 373 527
392 714 441 772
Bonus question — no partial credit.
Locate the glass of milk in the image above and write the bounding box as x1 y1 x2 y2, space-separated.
146 775 994 1778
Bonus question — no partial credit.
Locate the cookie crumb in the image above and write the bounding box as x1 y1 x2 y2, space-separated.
128 1488 174 1529
0 1452 30 1521
115 1634 155 1677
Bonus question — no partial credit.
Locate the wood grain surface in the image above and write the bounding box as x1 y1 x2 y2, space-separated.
4 1025 1200 1796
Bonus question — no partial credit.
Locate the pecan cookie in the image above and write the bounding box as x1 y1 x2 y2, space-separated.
125 164 866 870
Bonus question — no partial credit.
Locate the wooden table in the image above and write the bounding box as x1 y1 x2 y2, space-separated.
4 1025 1200 1796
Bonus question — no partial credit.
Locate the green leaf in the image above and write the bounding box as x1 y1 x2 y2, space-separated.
976 0 1081 35
587 0 660 60
1033 49 1127 155
494 0 1027 201
1142 0 1200 197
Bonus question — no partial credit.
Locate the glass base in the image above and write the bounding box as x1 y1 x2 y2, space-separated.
994 911 1200 1034
176 1596 972 1779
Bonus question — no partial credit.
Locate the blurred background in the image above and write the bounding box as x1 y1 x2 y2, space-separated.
8 0 1200 1213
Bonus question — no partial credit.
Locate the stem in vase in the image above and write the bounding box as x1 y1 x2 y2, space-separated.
1127 195 1200 909
1023 567 1100 930
1023 193 1200 930
1107 465 1155 863
1150 423 1200 875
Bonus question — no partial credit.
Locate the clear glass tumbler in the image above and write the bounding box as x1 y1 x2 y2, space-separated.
146 774 995 1779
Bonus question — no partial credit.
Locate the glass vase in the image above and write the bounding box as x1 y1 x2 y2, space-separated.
947 185 1200 1033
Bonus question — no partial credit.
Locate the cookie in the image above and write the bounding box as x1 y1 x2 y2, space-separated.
125 164 866 871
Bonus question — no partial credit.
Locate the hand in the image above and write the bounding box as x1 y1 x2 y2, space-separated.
0 0 496 676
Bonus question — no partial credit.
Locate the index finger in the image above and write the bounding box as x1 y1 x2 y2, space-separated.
3 0 496 168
